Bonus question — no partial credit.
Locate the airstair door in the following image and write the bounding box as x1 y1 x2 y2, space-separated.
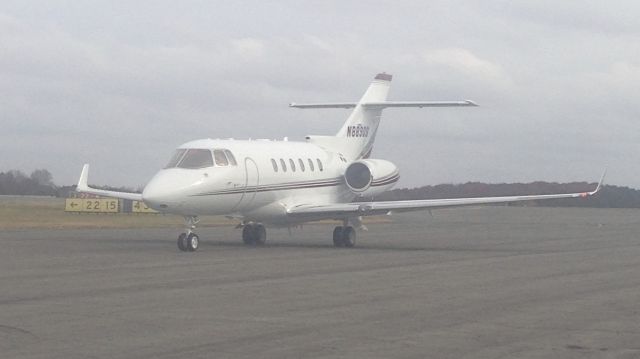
236 157 259 211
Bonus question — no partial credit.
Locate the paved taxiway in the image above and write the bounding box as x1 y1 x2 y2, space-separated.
2 207 640 358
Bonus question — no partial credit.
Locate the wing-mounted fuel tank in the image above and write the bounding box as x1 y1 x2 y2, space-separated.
343 159 400 197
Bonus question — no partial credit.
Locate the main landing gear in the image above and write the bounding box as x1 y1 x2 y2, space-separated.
240 222 356 248
176 217 357 250
333 225 356 248
242 223 267 246
177 216 200 252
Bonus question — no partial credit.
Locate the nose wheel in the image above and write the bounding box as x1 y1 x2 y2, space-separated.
178 216 200 252
178 232 199 251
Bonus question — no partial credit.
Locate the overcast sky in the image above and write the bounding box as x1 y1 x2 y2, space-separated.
2 1 639 188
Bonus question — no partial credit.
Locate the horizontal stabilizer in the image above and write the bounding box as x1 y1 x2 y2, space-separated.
289 102 358 109
363 100 477 108
290 100 478 109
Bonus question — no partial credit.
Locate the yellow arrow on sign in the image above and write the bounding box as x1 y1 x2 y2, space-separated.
65 199 83 212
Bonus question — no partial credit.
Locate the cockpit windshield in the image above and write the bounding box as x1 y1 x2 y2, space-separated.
213 150 228 166
165 149 214 169
165 149 187 168
165 148 237 169
178 149 214 169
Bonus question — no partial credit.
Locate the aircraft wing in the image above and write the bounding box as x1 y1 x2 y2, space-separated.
287 173 605 219
75 164 143 201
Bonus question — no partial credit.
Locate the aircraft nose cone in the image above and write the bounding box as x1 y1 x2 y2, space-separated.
142 185 167 210
142 179 175 210
142 169 203 212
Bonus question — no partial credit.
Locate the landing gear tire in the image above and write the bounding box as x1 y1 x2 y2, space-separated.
242 223 267 246
254 224 267 246
333 226 356 248
342 226 356 248
178 232 199 252
177 233 187 251
186 233 199 252
333 227 345 247
242 225 255 245
178 216 200 252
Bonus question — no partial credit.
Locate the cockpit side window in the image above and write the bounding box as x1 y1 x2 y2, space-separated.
165 149 187 168
224 150 237 166
213 150 228 166
177 149 214 169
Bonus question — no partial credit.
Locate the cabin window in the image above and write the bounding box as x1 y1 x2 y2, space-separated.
224 150 237 166
317 158 323 171
298 158 305 172
289 159 296 172
213 150 229 166
165 149 187 168
271 159 278 172
308 158 314 171
177 149 214 169
280 159 287 172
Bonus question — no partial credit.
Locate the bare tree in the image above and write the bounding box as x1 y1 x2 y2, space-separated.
30 169 54 186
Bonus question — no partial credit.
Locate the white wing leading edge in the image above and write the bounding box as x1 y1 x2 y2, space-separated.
287 172 606 219
76 164 143 201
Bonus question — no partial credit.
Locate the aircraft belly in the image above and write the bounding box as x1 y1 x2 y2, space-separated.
241 185 351 224
182 193 244 215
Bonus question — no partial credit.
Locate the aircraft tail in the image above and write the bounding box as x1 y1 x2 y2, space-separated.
291 73 477 160
335 73 392 159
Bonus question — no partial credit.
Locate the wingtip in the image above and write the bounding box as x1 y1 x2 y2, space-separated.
590 168 607 195
77 164 90 190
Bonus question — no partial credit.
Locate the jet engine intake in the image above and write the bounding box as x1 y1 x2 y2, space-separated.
344 159 400 197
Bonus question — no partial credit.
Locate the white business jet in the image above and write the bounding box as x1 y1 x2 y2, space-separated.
76 73 604 252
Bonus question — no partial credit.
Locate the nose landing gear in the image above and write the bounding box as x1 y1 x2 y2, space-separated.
178 216 200 252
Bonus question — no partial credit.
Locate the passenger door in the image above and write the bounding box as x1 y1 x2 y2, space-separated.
235 157 259 211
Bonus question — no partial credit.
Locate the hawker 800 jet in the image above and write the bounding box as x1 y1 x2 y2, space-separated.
76 73 604 251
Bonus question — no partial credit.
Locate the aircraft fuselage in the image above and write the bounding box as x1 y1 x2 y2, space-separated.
142 138 358 224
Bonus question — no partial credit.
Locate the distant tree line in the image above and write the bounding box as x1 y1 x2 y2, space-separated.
0 169 57 196
0 169 140 197
2 168 640 208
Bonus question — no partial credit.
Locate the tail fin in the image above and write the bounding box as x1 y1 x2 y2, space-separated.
294 73 477 160
335 73 391 159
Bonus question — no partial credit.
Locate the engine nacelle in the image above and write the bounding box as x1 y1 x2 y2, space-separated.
343 159 400 197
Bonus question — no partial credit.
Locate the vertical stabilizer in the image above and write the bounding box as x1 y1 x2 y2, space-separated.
298 73 476 160
336 73 392 160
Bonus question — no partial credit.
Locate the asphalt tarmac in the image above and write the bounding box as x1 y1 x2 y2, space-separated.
2 207 640 358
